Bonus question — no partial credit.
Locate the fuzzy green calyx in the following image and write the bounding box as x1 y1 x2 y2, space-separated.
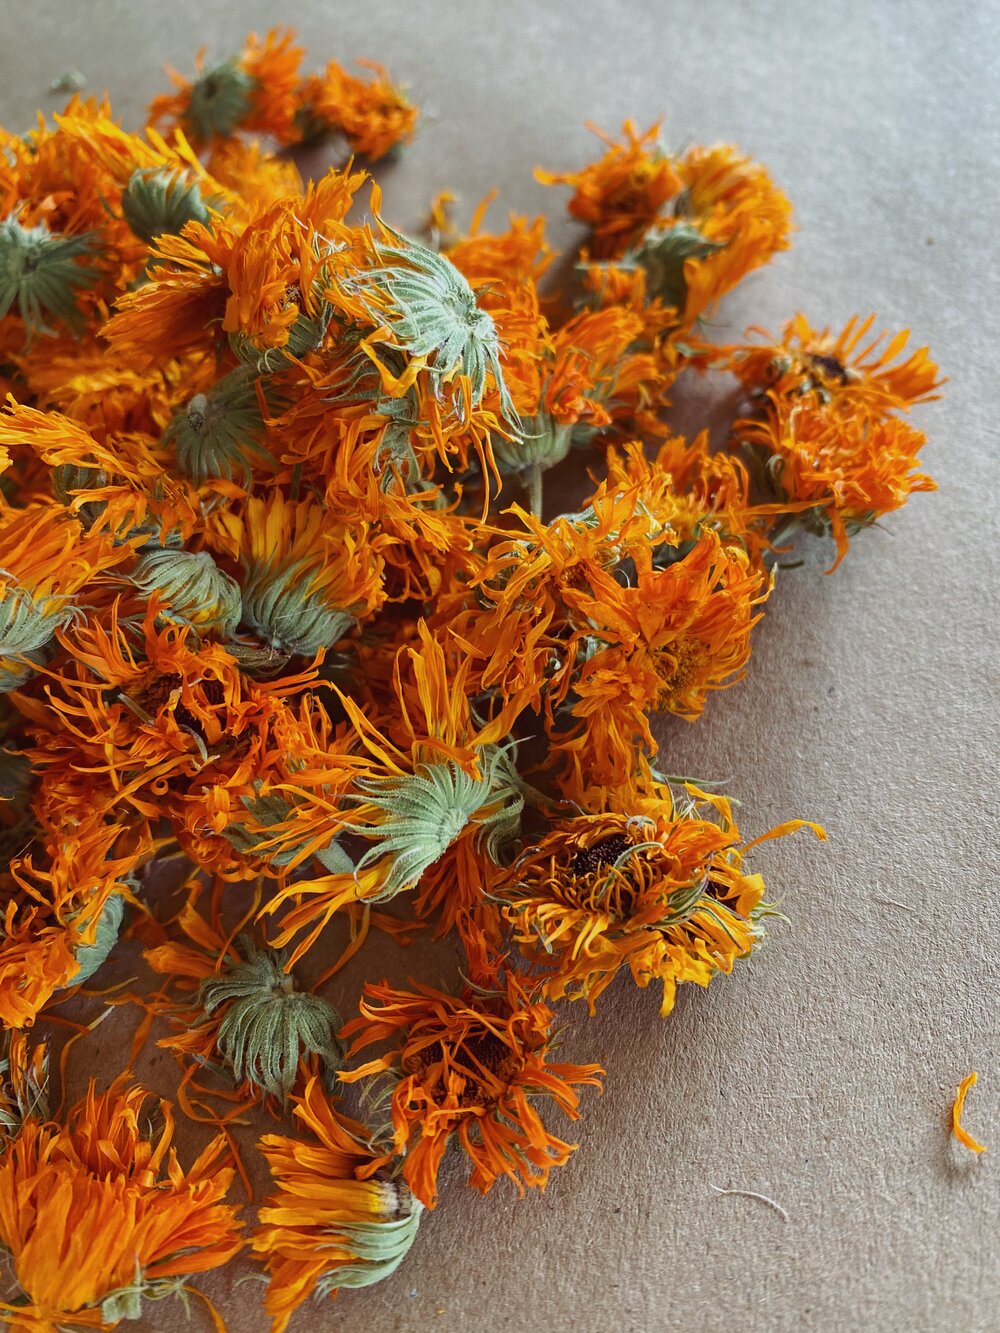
67 893 125 987
241 563 353 657
0 213 98 337
350 226 515 420
494 412 572 478
121 168 211 243
0 584 74 692
131 546 242 639
346 745 524 901
631 223 724 312
183 59 254 142
100 1271 193 1327
199 937 343 1101
316 1189 425 1295
164 368 273 483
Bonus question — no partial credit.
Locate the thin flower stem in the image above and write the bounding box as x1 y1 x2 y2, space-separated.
525 463 544 519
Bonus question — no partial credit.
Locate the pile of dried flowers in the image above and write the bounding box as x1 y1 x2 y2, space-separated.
0 29 940 1331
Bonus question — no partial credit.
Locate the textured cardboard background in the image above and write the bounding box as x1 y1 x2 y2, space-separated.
2 1 997 1330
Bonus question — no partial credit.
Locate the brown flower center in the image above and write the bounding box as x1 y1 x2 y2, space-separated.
407 1028 521 1107
570 833 632 878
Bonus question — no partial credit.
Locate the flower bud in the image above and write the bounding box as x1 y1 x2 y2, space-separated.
131 547 242 639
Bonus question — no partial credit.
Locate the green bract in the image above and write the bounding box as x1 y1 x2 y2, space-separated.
241 563 353 656
0 585 73 693
199 937 343 1102
630 222 723 312
0 214 98 337
164 368 273 483
316 1190 425 1295
494 411 573 477
121 168 211 243
67 894 126 986
131 546 242 639
183 60 254 141
349 225 516 420
345 745 524 900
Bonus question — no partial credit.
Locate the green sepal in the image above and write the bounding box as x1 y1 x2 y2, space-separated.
345 224 515 421
345 744 524 900
182 59 254 141
631 222 724 312
67 893 125 986
0 585 74 692
199 937 343 1102
314 1191 424 1295
99 1270 190 1326
493 411 572 477
0 213 98 338
130 546 242 639
241 562 353 657
121 168 211 244
164 368 274 484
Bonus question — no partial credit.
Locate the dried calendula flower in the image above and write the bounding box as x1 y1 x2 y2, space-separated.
345 223 516 420
129 546 243 640
0 20 942 1325
340 975 604 1209
198 936 344 1102
253 1076 423 1330
0 213 98 338
0 1077 243 1327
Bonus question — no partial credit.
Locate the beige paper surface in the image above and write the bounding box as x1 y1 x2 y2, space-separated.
2 1 997 1329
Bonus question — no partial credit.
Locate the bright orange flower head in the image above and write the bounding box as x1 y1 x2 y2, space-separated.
340 975 603 1209
0 809 150 1030
674 142 792 320
566 529 770 783
15 603 332 877
737 393 935 568
499 783 825 1015
296 59 418 160
203 490 387 662
537 121 681 259
729 313 942 416
622 143 792 325
253 1076 423 1332
0 1077 243 1328
601 434 768 556
449 484 668 722
0 509 99 690
149 29 304 145
103 166 366 370
259 622 524 963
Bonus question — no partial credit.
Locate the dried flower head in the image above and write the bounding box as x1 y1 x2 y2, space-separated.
0 213 98 337
198 936 343 1102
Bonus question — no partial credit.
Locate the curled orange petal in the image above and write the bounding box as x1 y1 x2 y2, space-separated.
952 1071 987 1154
